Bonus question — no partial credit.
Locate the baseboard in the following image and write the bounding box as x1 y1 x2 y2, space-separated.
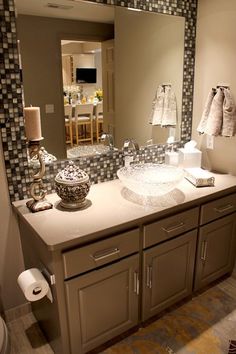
4 302 32 322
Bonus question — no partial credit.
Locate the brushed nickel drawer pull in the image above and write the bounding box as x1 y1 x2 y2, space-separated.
162 222 185 233
91 247 120 261
201 241 208 261
133 271 139 295
146 266 152 288
214 204 234 213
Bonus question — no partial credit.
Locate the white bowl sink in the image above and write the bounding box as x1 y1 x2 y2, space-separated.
117 163 184 196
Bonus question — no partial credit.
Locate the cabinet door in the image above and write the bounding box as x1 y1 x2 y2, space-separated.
142 230 197 321
65 254 139 354
194 213 236 291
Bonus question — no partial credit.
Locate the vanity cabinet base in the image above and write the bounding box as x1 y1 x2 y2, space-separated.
194 213 236 291
65 254 139 354
142 230 197 321
13 182 236 354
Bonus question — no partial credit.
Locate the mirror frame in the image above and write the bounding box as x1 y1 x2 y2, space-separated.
0 0 197 202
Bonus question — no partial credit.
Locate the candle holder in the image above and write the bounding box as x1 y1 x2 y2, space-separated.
26 139 53 212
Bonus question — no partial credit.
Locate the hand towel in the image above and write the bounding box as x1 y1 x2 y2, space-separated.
197 89 215 134
184 167 215 187
149 85 164 125
161 85 177 127
205 88 224 136
222 88 236 137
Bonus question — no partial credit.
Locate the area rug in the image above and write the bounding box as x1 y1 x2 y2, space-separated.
102 285 236 354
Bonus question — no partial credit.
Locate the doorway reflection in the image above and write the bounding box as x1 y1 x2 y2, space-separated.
61 40 108 158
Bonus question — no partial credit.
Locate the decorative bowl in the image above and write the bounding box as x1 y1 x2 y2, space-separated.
55 161 90 209
117 163 184 196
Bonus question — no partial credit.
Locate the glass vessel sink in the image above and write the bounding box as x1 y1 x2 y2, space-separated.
117 163 184 196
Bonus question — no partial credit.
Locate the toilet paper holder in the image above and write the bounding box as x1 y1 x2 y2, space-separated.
17 267 54 303
40 267 55 303
41 267 56 286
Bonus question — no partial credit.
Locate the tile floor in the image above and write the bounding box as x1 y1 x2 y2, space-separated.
8 313 53 354
7 266 236 354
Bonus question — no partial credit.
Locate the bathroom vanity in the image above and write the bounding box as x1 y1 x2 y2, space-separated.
13 174 236 354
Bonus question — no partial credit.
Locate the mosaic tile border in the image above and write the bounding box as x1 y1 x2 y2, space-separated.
0 0 197 202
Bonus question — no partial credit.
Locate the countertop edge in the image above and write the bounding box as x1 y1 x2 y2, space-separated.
12 182 236 252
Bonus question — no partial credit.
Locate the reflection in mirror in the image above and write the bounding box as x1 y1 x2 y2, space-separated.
15 0 185 161
62 40 106 158
61 38 118 159
115 7 185 148
16 0 114 160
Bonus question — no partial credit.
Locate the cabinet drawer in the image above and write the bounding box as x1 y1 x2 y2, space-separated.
63 228 139 278
200 193 236 225
143 207 199 249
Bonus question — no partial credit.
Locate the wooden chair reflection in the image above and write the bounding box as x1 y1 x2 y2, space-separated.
95 102 104 142
64 105 73 147
74 103 94 145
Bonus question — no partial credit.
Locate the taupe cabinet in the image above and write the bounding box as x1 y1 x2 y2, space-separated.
142 230 197 321
66 254 139 354
194 194 236 291
15 188 236 354
63 228 139 353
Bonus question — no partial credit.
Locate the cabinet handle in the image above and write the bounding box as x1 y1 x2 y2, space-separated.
214 204 234 213
162 222 185 233
91 247 120 261
133 271 139 295
146 266 152 288
201 240 208 261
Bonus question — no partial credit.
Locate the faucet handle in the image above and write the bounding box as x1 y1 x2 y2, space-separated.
123 139 139 153
123 139 139 166
100 133 114 150
123 139 131 149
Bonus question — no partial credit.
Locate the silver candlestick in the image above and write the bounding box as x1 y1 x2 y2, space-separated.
26 139 53 212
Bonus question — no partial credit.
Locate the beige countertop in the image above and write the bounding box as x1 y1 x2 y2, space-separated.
13 173 236 251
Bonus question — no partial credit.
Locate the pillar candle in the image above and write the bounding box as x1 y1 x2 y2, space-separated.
24 107 42 140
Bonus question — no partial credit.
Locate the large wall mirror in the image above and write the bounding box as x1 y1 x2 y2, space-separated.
1 0 196 201
15 0 185 160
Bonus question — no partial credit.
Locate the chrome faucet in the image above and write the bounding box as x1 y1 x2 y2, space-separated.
100 133 114 150
123 139 139 166
123 139 139 152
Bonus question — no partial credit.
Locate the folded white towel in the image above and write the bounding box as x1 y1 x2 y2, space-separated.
197 89 215 134
184 167 215 187
161 85 177 127
222 88 236 137
149 85 164 125
205 88 224 136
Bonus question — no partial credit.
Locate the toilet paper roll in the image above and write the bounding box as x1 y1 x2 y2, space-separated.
17 268 49 302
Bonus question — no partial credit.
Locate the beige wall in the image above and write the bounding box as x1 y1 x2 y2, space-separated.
115 8 184 148
17 15 114 159
192 0 236 174
0 138 26 311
